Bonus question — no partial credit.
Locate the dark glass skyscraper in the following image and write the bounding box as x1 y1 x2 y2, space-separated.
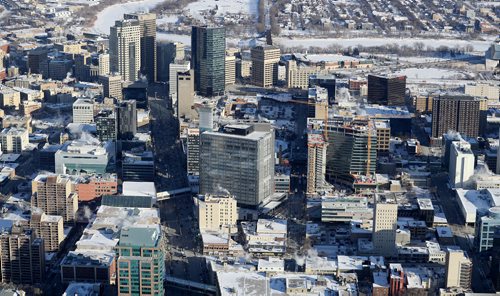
117 100 137 140
367 74 406 106
191 26 226 97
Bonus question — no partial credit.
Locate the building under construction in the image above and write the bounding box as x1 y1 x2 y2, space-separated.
326 116 377 184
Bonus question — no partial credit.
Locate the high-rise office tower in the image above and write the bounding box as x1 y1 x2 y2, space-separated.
367 74 406 106
30 211 64 252
306 133 327 195
117 100 137 140
99 74 122 100
326 117 377 181
0 225 45 284
27 48 48 74
191 26 226 97
109 19 141 82
187 128 200 176
124 13 157 82
157 41 185 82
116 226 164 296
251 45 280 87
31 174 79 224
445 247 472 289
177 70 195 119
372 195 398 257
432 95 486 139
200 124 274 207
74 52 92 82
95 109 118 142
169 61 190 97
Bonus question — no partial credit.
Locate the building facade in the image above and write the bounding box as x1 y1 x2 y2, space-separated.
431 95 485 139
251 45 280 87
191 26 226 97
0 127 28 153
124 13 157 82
196 194 237 232
72 98 94 124
200 124 274 207
326 117 377 182
31 174 78 224
110 20 141 82
373 197 398 257
445 247 472 289
306 133 327 195
0 226 45 285
116 226 164 296
367 74 406 106
99 74 122 100
449 141 474 188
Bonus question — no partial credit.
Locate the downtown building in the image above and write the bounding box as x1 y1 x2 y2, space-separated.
306 133 328 195
31 174 79 224
200 124 274 207
251 45 280 87
110 19 141 82
0 127 28 153
54 140 110 175
116 226 165 295
367 74 406 106
0 224 45 285
30 211 64 252
431 95 486 139
156 41 185 82
326 117 377 184
124 13 157 82
191 26 226 97
372 194 398 257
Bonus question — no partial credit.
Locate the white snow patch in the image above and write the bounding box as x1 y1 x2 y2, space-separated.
185 0 258 21
275 37 493 52
395 68 468 80
91 0 166 34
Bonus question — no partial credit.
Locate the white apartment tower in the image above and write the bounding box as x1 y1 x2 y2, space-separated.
449 141 475 188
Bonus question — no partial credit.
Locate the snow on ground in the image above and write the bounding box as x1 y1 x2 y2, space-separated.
157 33 191 44
395 68 469 80
157 15 178 25
300 54 360 62
91 0 166 34
394 57 446 63
185 0 258 21
274 37 493 51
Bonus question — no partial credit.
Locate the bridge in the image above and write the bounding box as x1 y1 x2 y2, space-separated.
157 187 192 201
165 275 217 295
